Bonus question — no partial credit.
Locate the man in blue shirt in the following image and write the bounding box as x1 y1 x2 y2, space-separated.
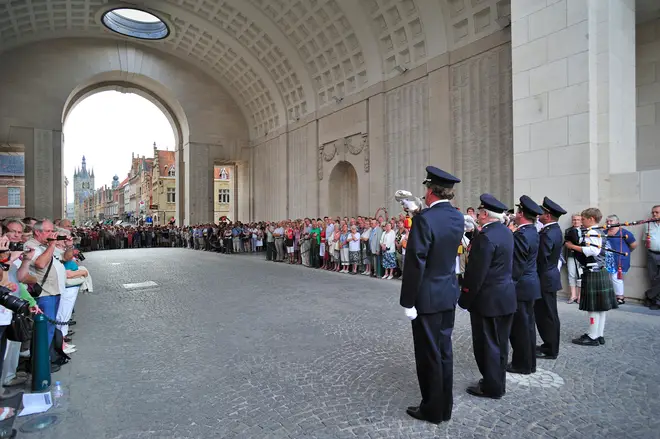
604 214 637 305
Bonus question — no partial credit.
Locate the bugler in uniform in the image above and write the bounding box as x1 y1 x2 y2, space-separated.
507 195 543 375
459 194 517 399
400 166 464 424
535 197 567 360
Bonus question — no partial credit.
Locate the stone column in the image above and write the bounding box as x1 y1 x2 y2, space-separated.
511 0 636 216
235 161 250 222
19 126 63 220
183 142 213 225
368 93 386 216
175 145 185 225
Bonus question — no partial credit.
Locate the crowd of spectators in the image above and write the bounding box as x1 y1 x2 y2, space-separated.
0 217 90 421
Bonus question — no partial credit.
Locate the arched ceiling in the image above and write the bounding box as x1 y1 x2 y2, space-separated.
0 0 510 138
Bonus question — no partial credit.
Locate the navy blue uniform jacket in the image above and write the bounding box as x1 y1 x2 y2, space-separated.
458 221 517 317
512 224 541 302
399 201 464 314
536 223 563 292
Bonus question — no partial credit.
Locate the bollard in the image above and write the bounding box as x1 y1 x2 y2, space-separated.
31 313 51 392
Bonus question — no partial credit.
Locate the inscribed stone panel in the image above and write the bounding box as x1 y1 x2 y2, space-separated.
450 43 513 211
384 77 430 216
288 126 311 219
253 136 287 221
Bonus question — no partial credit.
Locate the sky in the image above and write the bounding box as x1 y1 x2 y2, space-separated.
63 91 175 202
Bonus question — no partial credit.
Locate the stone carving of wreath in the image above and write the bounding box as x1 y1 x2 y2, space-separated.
322 142 337 162
345 134 365 155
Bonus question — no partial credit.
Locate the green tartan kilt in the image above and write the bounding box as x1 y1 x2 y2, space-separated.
579 270 618 312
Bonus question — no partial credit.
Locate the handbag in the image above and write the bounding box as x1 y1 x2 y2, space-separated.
27 257 54 299
7 313 33 342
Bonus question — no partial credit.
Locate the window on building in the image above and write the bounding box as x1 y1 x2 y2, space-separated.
7 188 20 207
219 168 229 180
218 188 230 204
167 187 175 203
168 166 175 177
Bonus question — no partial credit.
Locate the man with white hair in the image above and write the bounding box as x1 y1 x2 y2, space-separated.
459 194 516 399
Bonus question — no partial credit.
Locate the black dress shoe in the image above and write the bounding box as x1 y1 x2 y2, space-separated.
466 385 502 399
405 407 442 424
506 363 532 375
68 320 77 326
598 336 605 345
536 351 558 360
50 364 61 373
572 334 599 346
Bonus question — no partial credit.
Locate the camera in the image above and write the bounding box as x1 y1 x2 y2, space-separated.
8 242 23 252
47 236 68 241
77 252 86 261
0 286 30 316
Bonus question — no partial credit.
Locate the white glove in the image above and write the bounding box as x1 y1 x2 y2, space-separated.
404 306 418 321
401 199 414 210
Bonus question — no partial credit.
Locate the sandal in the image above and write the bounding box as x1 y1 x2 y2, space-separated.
617 297 625 305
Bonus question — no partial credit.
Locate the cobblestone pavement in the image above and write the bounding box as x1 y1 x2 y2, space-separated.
22 248 660 439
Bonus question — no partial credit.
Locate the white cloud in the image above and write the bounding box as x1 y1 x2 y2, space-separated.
63 91 175 200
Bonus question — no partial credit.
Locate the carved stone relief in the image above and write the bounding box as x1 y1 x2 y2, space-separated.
318 133 370 180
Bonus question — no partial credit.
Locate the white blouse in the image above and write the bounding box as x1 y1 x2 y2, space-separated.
380 230 396 253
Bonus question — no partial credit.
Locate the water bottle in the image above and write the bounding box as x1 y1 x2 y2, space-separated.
53 382 63 398
52 381 64 408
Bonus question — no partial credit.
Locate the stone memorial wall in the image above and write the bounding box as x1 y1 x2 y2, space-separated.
450 43 513 211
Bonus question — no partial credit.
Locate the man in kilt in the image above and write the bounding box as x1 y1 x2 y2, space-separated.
564 208 617 346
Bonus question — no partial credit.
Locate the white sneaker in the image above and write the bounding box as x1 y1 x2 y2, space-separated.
63 346 77 355
387 275 393 280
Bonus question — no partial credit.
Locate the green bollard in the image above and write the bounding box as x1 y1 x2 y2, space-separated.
31 313 51 392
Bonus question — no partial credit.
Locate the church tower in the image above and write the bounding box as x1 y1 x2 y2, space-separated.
73 155 95 224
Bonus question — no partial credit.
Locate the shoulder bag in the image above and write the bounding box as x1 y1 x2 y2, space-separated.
26 256 54 299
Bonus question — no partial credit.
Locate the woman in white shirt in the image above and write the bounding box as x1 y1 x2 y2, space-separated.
347 225 361 274
380 222 396 279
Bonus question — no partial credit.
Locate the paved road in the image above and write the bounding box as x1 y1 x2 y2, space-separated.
18 248 660 438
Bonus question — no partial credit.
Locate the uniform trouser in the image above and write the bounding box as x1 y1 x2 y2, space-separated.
534 290 560 356
274 238 285 261
470 312 513 397
509 300 536 373
412 310 455 422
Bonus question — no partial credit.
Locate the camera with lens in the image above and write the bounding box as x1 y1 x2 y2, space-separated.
77 251 86 261
8 242 23 252
0 286 30 316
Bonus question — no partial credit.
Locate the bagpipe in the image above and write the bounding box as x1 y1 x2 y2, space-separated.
575 217 660 279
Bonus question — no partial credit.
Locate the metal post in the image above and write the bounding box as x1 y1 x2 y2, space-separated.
31 314 51 392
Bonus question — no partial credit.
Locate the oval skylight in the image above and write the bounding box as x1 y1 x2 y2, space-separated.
102 8 169 40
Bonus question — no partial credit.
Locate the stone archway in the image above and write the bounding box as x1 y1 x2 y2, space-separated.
62 78 188 225
328 161 358 218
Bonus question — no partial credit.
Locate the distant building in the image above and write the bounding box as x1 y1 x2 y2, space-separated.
151 143 176 225
66 203 74 220
214 166 233 222
73 156 95 224
0 153 25 219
